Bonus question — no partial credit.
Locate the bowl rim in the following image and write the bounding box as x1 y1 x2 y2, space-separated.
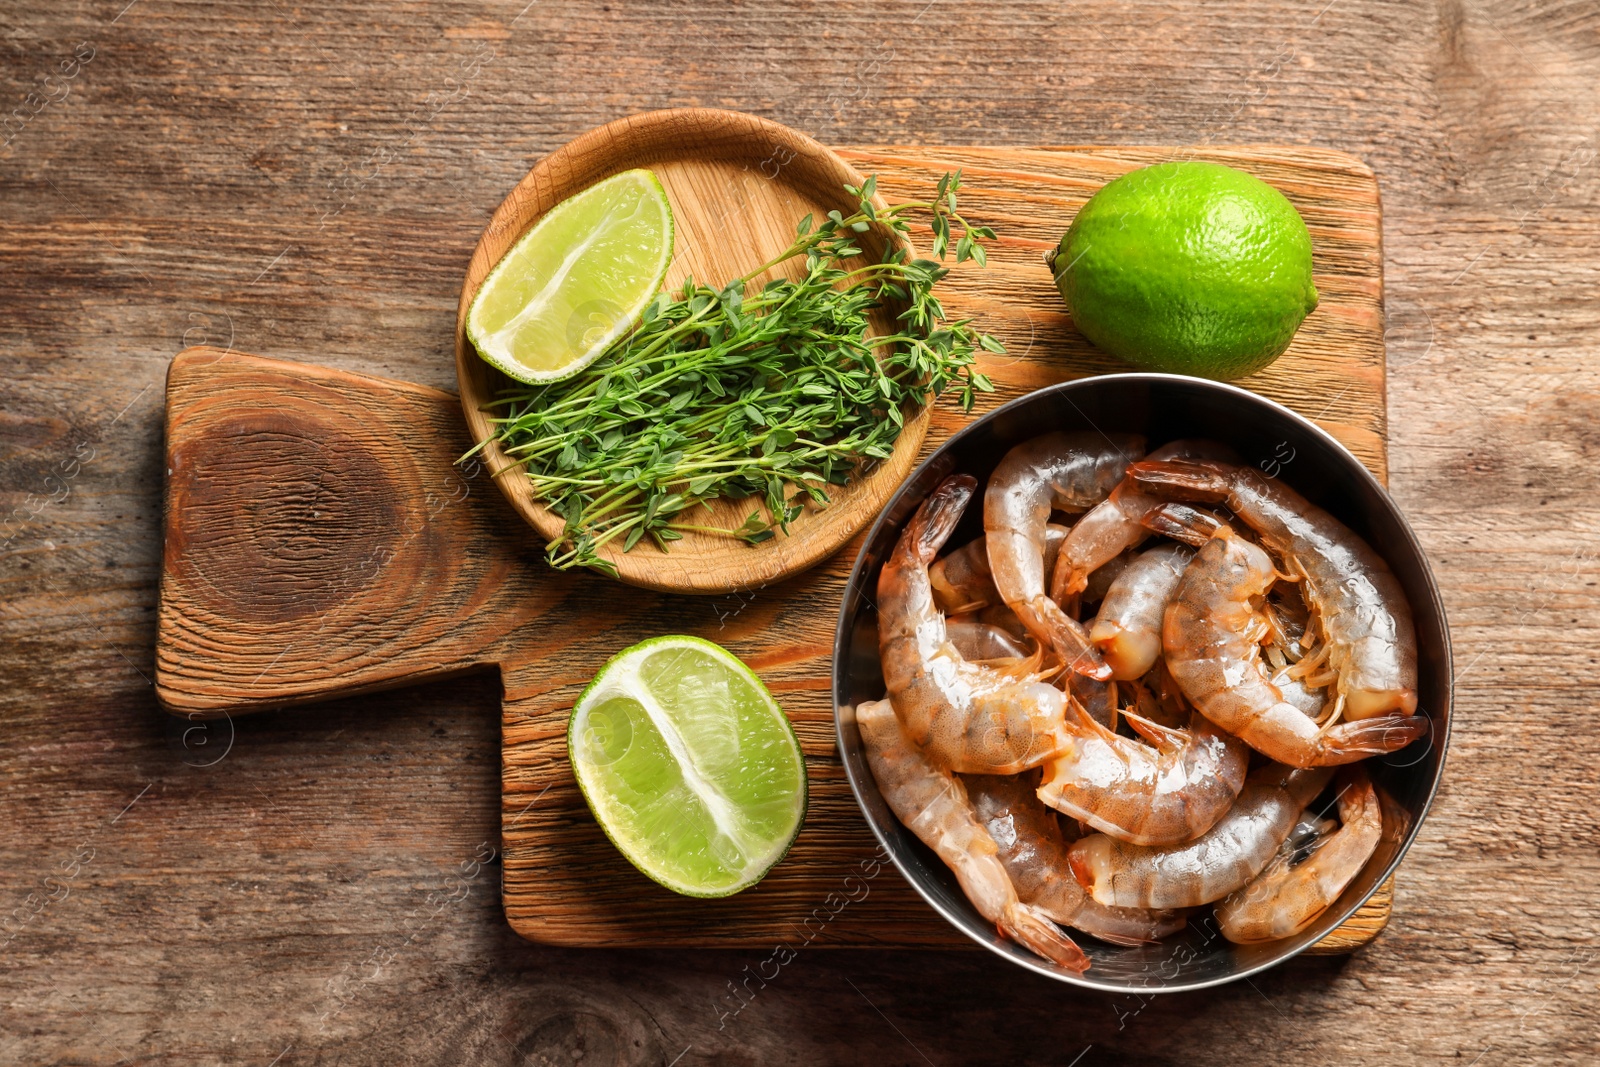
831 371 1453 992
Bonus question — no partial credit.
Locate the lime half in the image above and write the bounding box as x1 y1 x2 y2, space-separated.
569 635 807 898
467 168 673 384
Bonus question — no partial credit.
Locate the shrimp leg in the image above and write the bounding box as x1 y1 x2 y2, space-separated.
1214 766 1384 943
856 699 1090 971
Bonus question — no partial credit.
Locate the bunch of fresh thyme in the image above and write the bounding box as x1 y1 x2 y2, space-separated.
476 172 1000 573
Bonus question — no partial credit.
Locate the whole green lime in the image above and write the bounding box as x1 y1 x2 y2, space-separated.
1049 161 1319 380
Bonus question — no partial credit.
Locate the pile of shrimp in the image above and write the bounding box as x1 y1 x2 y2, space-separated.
858 433 1423 972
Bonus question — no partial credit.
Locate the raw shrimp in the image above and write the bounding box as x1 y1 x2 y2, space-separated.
985 432 1145 678
1052 439 1236 602
1067 673 1118 731
1131 458 1418 722
945 620 1033 664
1215 766 1384 942
931 525 1068 615
1035 698 1249 847
1152 505 1427 766
1089 543 1194 680
855 699 1089 970
965 772 1190 945
1078 548 1135 608
1066 765 1335 909
950 603 1032 644
878 475 1073 774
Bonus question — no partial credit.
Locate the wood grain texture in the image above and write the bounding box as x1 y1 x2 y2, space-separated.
4 0 1599 1063
156 348 572 716
455 108 922 593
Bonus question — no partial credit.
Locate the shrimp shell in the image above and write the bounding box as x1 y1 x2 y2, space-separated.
1130 458 1418 721
1140 658 1193 729
1052 439 1237 602
945 621 1033 664
1066 672 1118 730
1066 765 1335 909
966 772 1191 946
1277 676 1329 719
1078 548 1135 608
1160 517 1427 767
1089 542 1194 681
877 476 1073 774
856 699 1090 971
1215 766 1384 943
1036 701 1249 847
985 432 1144 678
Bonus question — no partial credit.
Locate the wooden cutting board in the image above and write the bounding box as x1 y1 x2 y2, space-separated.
156 144 1392 953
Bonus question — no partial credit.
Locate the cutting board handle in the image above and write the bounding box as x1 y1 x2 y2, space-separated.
156 346 577 718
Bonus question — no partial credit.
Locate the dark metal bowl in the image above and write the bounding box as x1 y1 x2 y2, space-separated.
832 373 1452 992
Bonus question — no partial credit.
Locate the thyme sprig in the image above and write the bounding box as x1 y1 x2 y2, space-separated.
475 171 999 574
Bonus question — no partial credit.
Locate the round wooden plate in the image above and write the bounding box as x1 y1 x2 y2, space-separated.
454 108 923 594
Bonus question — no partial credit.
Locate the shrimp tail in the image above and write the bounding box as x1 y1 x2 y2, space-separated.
904 475 979 565
1000 902 1091 972
1318 713 1428 763
1127 458 1236 501
1141 502 1224 547
1046 607 1114 680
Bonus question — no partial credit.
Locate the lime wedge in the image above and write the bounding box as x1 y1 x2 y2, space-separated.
568 635 807 898
467 168 673 384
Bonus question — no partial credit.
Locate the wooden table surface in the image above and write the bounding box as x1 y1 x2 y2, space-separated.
2 2 1596 1064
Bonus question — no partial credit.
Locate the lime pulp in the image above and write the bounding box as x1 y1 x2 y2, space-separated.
568 635 807 898
467 168 673 384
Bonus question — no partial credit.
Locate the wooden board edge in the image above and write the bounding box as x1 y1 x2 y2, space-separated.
166 345 460 405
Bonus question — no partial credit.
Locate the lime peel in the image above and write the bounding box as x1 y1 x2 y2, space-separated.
1050 160 1318 381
